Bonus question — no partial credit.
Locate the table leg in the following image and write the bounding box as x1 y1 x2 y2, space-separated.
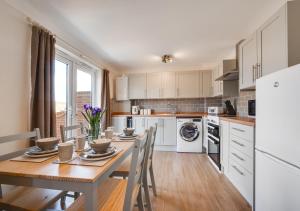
85 184 98 211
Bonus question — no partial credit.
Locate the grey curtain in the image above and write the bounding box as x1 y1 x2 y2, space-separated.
30 25 56 138
101 69 111 129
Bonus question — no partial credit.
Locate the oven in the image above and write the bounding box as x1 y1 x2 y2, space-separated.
207 113 221 171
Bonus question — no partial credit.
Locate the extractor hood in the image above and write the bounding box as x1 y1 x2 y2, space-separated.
215 40 244 81
215 59 238 81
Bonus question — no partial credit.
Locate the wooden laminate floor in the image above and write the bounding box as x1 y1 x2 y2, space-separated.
51 151 251 211
149 151 251 211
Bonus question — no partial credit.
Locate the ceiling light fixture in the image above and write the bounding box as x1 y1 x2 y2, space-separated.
162 54 173 63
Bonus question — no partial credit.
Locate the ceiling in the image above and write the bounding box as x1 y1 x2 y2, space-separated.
12 0 286 72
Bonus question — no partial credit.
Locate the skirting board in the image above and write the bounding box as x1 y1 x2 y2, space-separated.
154 145 177 152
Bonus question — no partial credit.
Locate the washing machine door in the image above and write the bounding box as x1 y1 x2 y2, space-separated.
179 122 199 142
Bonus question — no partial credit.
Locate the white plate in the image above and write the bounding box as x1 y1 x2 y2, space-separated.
24 151 58 158
86 146 116 158
79 149 120 161
118 134 138 139
27 146 58 155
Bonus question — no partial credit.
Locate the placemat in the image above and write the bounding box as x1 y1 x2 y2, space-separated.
111 136 137 142
10 155 56 163
53 149 123 167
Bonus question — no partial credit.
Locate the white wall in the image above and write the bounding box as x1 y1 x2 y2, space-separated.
0 1 31 154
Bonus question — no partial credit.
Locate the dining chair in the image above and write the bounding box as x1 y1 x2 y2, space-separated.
147 124 158 197
110 125 157 211
60 123 85 142
67 130 150 211
111 123 158 191
0 128 66 211
60 123 86 200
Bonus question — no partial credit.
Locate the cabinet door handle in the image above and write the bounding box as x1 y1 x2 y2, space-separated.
232 165 244 176
252 65 255 82
176 88 179 97
232 152 245 161
232 127 245 133
257 63 261 78
232 139 245 147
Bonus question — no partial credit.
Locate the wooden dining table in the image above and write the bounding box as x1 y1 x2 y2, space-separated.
0 141 134 211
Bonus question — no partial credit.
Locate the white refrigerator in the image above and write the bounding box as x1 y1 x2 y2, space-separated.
255 64 300 211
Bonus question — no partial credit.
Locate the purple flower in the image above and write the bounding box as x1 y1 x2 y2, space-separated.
83 104 92 111
92 107 101 116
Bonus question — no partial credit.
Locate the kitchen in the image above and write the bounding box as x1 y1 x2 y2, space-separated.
0 0 299 211
110 0 300 210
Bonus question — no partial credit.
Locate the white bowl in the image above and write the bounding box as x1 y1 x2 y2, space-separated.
36 137 59 151
123 128 135 136
90 139 111 153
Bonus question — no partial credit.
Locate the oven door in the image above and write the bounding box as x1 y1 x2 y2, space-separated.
207 123 219 139
207 134 221 170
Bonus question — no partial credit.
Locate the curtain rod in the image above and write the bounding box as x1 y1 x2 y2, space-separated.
26 17 103 70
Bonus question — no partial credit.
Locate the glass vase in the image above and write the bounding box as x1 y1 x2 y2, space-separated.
88 122 100 141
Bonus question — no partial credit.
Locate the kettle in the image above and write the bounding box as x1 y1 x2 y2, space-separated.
131 106 139 115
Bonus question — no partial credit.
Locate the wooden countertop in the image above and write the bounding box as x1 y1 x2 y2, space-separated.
220 116 255 126
112 112 207 118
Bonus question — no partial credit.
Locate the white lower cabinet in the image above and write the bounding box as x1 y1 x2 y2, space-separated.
220 120 230 175
202 117 208 151
146 117 163 146
221 121 254 206
112 117 127 134
146 117 177 148
161 117 177 146
132 117 147 135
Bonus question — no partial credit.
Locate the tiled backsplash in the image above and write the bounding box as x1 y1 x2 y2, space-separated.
223 91 256 117
112 91 255 117
131 98 222 113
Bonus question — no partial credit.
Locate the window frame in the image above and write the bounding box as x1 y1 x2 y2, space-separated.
55 48 100 128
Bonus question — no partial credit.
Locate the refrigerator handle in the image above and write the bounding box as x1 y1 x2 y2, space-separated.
256 149 300 171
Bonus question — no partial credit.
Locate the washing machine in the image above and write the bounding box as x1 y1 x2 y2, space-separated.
176 118 203 153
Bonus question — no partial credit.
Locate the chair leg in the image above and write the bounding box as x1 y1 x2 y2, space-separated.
60 194 66 210
149 165 157 197
143 176 152 211
74 192 80 199
137 188 145 211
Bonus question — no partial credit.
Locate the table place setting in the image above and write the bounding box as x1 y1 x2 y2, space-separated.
10 137 60 163
113 128 139 141
52 137 123 167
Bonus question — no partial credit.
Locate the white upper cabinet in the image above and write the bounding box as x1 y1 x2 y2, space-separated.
212 65 222 97
146 72 161 99
239 33 258 89
146 72 176 99
239 1 300 90
127 70 214 99
176 71 200 98
116 76 128 101
201 71 212 97
161 72 176 98
128 73 147 99
257 5 287 77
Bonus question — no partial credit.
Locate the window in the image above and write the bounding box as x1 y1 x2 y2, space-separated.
54 49 98 138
